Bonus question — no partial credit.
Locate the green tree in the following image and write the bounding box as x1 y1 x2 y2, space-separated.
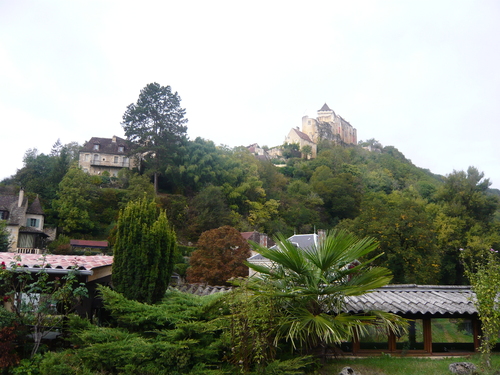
122 82 188 193
339 191 441 284
0 257 88 357
0 221 10 252
187 226 251 286
112 197 177 304
462 248 500 369
433 167 500 284
246 230 406 353
188 185 234 239
53 167 97 234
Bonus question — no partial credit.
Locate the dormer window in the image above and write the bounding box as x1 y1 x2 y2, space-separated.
0 210 8 220
93 144 100 151
118 146 124 153
27 218 39 228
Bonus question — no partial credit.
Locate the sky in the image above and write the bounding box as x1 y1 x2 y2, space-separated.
1 1 500 188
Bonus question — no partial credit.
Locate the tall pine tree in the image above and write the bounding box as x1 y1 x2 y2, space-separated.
112 197 177 304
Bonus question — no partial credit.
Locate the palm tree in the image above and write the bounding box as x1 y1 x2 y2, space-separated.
246 229 406 353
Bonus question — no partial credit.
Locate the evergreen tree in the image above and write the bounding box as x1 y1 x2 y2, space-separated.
113 197 177 304
122 82 188 193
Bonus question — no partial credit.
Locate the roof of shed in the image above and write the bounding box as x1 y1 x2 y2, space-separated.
0 253 113 272
174 284 232 296
345 284 476 316
70 239 108 248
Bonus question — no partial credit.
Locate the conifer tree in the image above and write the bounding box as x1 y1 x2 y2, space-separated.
112 197 177 304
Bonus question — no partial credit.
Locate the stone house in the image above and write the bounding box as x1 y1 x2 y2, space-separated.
0 189 50 253
284 128 317 159
78 136 136 176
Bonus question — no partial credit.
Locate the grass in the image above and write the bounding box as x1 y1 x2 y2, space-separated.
317 354 500 375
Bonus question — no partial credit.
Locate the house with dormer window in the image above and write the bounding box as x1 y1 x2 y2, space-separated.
79 136 136 176
0 190 49 253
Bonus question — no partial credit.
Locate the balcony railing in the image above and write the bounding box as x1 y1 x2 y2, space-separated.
17 248 44 254
90 160 130 167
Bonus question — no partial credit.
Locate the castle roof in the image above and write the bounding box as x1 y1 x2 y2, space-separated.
319 103 332 112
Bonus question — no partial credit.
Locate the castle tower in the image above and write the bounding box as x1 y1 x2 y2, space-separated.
317 103 335 122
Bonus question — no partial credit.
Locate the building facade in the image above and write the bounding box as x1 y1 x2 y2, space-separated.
0 190 49 253
79 136 136 176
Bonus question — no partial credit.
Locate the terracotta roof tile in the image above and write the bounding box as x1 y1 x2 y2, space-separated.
0 253 113 271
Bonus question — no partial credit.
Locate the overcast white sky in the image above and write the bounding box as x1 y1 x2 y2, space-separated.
1 1 500 188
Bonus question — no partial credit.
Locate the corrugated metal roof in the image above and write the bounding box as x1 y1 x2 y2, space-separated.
345 285 476 316
174 284 232 296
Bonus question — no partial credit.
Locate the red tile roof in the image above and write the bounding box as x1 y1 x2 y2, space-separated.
0 253 113 272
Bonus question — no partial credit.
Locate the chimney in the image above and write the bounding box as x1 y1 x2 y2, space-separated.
112 136 117 143
260 234 268 248
18 189 24 207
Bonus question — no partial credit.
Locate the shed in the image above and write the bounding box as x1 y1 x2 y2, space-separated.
343 285 480 355
0 253 113 318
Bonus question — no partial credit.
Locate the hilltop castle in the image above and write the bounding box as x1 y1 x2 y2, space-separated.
302 103 357 145
282 104 357 159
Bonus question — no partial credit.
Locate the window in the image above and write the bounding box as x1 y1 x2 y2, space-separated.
27 218 39 228
118 146 124 153
123 157 129 166
0 211 8 220
114 156 119 163
84 154 89 161
18 233 35 248
93 144 100 151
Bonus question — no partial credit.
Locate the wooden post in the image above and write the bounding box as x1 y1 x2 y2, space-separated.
423 318 432 354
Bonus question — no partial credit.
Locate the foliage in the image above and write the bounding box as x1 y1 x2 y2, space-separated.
32 287 228 374
47 234 71 254
338 191 441 284
122 82 188 192
187 226 251 286
245 230 407 353
0 220 10 252
13 141 79 205
462 248 500 369
187 185 234 239
52 167 97 234
0 256 88 358
112 197 178 304
433 167 500 284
